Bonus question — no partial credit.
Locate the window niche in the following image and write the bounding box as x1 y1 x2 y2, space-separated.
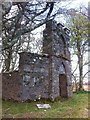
59 63 66 74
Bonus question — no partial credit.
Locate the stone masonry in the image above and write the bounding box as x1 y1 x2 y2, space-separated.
2 20 72 101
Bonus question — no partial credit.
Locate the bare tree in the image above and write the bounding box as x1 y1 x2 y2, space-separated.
2 1 57 71
2 0 74 72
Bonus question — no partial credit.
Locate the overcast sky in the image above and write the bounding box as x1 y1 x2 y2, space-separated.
69 0 89 7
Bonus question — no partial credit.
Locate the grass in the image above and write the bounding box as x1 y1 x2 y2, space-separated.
2 91 90 118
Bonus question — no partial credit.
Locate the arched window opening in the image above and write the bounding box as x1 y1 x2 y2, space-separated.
59 62 66 74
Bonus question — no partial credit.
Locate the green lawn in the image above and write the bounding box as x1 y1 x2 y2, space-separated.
2 91 90 118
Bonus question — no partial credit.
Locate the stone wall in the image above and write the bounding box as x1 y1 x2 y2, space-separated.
64 61 72 97
2 71 21 101
51 56 72 99
43 20 70 57
43 20 72 99
19 53 50 101
22 20 71 100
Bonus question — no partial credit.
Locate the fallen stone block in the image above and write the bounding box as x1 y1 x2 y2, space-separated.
36 104 51 109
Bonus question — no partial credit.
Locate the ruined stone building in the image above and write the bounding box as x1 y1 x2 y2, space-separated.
2 20 72 101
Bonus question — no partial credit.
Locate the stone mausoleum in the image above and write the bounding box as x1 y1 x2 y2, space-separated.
2 20 72 101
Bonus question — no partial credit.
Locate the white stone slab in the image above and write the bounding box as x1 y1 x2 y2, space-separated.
36 104 51 109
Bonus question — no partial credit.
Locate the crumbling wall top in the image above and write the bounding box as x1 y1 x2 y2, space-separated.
45 20 70 36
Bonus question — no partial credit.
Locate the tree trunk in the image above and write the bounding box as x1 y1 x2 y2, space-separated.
77 40 84 91
78 55 83 91
4 48 12 72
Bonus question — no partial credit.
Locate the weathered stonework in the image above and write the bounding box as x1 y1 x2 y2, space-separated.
2 71 21 101
2 20 72 101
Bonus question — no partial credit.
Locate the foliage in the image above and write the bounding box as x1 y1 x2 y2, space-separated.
67 12 89 91
68 13 88 47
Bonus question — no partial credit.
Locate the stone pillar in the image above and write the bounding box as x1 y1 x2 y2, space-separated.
43 20 57 100
43 20 57 55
